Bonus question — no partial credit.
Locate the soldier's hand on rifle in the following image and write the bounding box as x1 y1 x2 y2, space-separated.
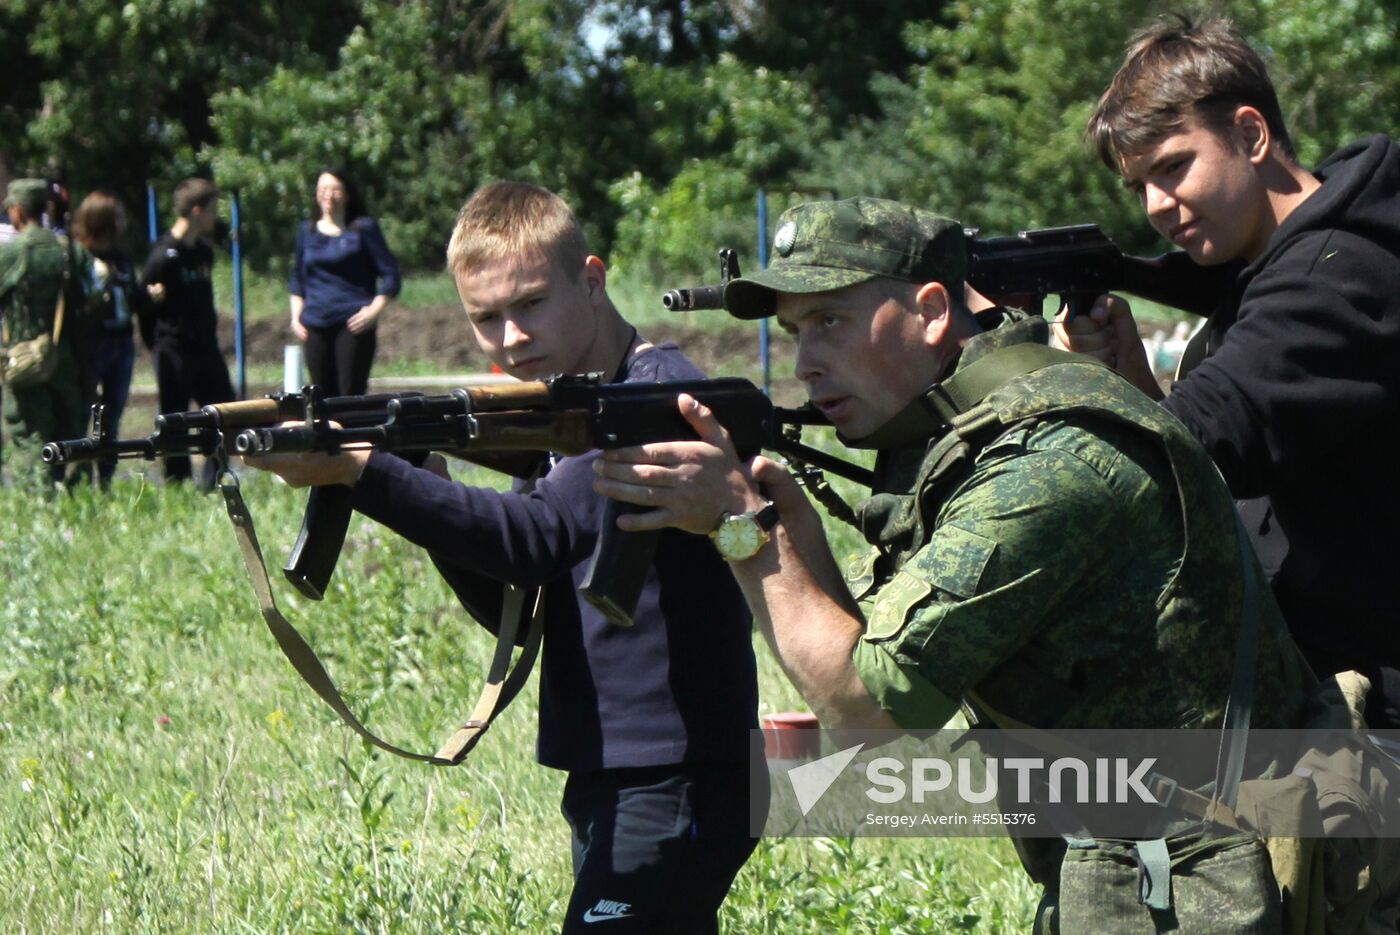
593 393 779 535
1052 294 1161 399
241 421 370 488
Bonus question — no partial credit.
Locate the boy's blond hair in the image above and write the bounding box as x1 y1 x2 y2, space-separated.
446 182 589 280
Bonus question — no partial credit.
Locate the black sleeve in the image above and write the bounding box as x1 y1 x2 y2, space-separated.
288 222 307 297
1162 232 1400 495
358 218 401 297
141 241 172 286
426 553 511 635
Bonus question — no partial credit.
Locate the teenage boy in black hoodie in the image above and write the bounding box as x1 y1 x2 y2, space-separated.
1056 14 1400 726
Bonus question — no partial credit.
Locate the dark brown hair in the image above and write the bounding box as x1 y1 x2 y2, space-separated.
1086 13 1295 169
72 190 128 249
311 166 366 224
173 177 220 218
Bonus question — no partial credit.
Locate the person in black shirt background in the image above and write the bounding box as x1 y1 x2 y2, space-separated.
141 178 235 488
1058 15 1400 726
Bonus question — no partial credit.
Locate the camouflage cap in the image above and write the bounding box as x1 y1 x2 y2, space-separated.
3 179 49 216
724 197 967 320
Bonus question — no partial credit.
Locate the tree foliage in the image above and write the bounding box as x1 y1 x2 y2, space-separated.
1 0 358 225
2 0 1395 274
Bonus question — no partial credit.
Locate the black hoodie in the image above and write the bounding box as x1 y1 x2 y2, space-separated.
1162 135 1400 671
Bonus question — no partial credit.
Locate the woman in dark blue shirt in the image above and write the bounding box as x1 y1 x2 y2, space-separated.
288 168 401 395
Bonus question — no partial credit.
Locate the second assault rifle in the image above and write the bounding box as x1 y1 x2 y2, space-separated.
663 224 1231 318
232 372 873 626
47 374 870 626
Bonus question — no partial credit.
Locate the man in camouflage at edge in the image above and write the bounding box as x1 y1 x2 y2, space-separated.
0 178 88 487
591 197 1308 930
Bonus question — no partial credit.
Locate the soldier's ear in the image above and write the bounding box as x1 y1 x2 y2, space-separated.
914 281 953 347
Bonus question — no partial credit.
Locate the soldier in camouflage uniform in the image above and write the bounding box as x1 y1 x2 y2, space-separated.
0 179 89 487
593 197 1309 930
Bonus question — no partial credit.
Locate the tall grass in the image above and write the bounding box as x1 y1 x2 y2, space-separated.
1 468 1037 932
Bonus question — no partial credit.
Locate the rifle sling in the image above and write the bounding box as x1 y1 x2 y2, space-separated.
218 470 543 766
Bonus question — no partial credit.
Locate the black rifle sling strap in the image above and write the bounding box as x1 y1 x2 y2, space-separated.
217 470 543 766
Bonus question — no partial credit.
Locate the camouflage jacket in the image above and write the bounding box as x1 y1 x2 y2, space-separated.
0 226 87 345
848 310 1306 733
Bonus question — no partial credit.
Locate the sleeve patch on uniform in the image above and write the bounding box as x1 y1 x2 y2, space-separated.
911 523 997 600
864 570 933 642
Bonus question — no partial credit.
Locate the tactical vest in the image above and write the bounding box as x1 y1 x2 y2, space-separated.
849 318 1298 734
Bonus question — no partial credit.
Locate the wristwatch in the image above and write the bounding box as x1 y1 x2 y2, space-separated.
710 502 780 562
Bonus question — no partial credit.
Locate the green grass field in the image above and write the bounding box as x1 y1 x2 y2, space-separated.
0 461 1039 933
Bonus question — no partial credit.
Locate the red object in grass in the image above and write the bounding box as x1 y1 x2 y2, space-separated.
761 711 821 759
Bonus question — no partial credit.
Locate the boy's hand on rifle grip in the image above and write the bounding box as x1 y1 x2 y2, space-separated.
593 393 770 535
1051 294 1119 364
241 421 371 488
1052 294 1161 398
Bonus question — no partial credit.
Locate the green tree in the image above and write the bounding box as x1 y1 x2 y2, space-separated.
807 0 1400 252
607 53 832 279
1 0 360 226
208 0 618 269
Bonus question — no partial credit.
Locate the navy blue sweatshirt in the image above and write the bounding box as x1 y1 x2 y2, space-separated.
350 344 759 771
1162 135 1400 669
289 218 401 328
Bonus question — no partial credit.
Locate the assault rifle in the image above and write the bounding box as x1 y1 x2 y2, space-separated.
48 374 870 623
43 389 424 465
230 373 872 626
663 225 1231 317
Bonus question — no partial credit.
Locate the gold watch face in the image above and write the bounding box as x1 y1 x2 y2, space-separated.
715 514 765 561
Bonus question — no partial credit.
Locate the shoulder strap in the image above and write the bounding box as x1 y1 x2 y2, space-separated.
49 234 73 345
50 283 65 345
927 343 1094 423
217 469 543 766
